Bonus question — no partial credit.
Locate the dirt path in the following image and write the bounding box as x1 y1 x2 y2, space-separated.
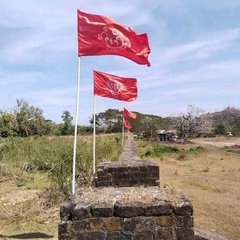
192 137 240 147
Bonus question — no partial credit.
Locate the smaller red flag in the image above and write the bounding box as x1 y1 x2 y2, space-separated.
123 118 132 129
123 108 137 120
94 70 138 102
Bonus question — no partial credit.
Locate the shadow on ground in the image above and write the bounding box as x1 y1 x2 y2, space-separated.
0 232 53 239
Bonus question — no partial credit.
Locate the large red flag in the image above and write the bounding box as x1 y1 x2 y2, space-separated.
78 10 151 66
94 70 138 102
123 118 132 130
123 108 137 120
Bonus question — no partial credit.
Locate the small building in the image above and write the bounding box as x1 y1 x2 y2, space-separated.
156 130 177 142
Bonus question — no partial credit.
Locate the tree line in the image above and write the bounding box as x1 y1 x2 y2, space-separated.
0 99 91 138
1 100 240 138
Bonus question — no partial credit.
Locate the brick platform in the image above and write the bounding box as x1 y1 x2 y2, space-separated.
58 135 195 240
59 187 194 240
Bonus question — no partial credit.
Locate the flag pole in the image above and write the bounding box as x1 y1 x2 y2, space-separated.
72 56 81 195
122 116 125 147
93 94 96 174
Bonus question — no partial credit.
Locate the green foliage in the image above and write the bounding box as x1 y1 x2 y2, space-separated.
90 108 172 137
77 125 93 135
13 98 52 137
213 122 228 135
60 110 73 135
144 145 179 157
133 113 171 139
230 116 240 136
90 109 123 133
0 134 122 197
0 111 17 137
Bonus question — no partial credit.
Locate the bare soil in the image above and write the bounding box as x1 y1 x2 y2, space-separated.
155 137 240 240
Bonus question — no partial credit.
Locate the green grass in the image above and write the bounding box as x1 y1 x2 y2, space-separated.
136 140 207 161
142 145 180 158
0 134 122 198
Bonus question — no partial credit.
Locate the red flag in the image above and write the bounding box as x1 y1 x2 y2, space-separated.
94 70 138 102
77 10 151 66
123 118 132 129
123 108 137 120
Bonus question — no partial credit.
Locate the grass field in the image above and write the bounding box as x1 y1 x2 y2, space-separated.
0 135 239 240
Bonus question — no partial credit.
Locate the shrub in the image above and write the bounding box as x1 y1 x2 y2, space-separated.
144 145 179 157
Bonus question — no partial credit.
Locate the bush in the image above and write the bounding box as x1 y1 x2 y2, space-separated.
144 145 179 157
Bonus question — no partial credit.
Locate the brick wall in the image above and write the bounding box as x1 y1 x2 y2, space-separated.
93 160 159 187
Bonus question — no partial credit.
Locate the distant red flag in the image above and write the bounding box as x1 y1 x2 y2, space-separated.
94 70 138 102
123 108 137 120
77 10 151 66
123 118 132 129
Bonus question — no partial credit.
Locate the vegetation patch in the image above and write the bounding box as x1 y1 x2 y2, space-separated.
0 134 122 199
223 145 240 154
189 146 205 153
143 145 180 157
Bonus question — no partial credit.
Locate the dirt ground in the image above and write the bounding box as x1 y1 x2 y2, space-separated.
0 179 59 240
158 137 240 240
0 136 240 240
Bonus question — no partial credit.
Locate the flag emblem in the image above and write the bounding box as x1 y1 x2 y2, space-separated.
106 79 123 95
98 27 130 51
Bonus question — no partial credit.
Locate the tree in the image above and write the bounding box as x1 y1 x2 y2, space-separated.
0 111 17 137
141 114 170 138
172 105 205 140
61 111 73 135
232 116 240 136
14 98 49 137
128 113 170 138
90 109 172 137
213 122 227 135
90 109 122 133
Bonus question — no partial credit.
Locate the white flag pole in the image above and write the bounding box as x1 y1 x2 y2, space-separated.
93 94 96 174
122 116 125 147
72 56 81 195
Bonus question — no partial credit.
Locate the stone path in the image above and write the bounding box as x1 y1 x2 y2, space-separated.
118 134 139 162
92 134 159 188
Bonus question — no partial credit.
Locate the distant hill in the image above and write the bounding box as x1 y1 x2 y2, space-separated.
206 106 240 122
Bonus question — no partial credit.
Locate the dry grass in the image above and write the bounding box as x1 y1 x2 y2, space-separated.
0 178 59 239
137 137 240 240
1 136 239 239
0 134 122 240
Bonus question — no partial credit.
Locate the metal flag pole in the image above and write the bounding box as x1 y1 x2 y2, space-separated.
93 93 96 174
122 116 125 147
72 56 81 195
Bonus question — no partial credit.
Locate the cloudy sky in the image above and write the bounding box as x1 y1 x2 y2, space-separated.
1 0 240 125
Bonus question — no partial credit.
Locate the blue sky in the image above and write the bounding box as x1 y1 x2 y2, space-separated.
1 0 240 125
